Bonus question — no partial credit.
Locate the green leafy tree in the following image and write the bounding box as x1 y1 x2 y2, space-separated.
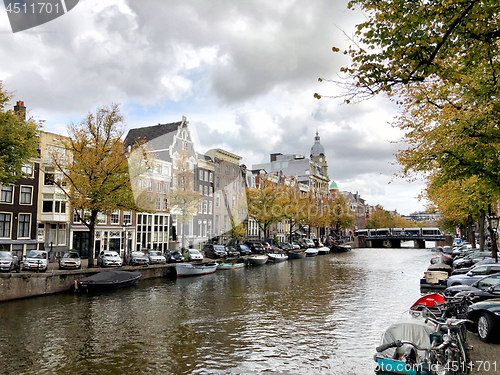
327 194 355 233
0 83 40 184
50 104 142 267
246 176 282 238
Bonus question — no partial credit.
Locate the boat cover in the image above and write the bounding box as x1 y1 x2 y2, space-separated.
378 319 436 359
79 271 141 285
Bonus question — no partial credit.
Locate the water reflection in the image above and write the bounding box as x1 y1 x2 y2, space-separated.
0 248 433 374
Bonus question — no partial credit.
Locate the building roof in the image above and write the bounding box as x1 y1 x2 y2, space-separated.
330 181 338 190
124 121 183 148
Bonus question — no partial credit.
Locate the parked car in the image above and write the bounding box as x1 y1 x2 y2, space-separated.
226 247 240 258
0 251 20 272
444 274 500 302
291 242 300 250
234 244 252 256
245 241 266 254
148 251 167 264
203 244 227 259
97 251 123 268
58 251 81 270
166 251 184 263
467 298 500 342
313 239 324 248
447 264 500 286
22 250 48 272
187 249 204 261
451 258 496 275
453 251 492 269
257 241 272 250
304 239 316 248
128 251 149 266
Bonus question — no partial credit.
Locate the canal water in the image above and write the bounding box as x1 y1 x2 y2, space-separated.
0 247 434 375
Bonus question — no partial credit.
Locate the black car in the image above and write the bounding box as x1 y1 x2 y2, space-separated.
226 247 240 258
236 244 252 256
166 251 184 263
467 298 500 342
203 244 227 259
245 241 265 254
445 274 500 299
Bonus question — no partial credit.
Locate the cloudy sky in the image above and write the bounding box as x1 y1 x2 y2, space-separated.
0 0 427 215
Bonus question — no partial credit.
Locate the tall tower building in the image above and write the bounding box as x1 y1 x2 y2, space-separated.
310 131 328 180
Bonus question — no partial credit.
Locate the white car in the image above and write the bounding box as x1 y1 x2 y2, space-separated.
148 251 167 264
22 250 49 272
97 251 123 267
187 249 203 261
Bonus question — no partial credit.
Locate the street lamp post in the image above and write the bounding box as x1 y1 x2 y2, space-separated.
122 223 130 265
487 214 499 263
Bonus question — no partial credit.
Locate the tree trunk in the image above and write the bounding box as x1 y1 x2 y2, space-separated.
479 210 485 251
88 223 96 268
467 215 476 249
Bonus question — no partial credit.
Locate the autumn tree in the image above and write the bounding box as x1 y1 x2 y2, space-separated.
0 83 40 185
246 176 282 238
50 104 142 267
326 194 355 234
168 147 202 249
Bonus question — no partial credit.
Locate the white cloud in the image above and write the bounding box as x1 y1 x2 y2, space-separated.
0 0 427 214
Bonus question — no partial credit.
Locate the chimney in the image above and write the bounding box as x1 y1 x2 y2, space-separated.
14 100 26 121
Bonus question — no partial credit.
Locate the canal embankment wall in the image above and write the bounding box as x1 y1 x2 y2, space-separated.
0 264 175 302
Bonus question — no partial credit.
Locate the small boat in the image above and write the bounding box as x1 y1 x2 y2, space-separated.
175 262 217 277
287 250 306 259
331 243 352 253
420 270 448 290
217 261 245 270
266 249 288 263
245 254 268 266
305 248 319 257
375 318 437 375
75 270 142 292
427 262 452 275
317 246 331 255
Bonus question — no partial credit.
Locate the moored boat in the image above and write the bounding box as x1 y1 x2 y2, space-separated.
420 270 448 290
287 250 306 259
331 243 352 253
305 248 319 257
266 249 288 262
245 254 268 266
175 262 217 277
75 270 142 292
317 246 331 255
217 261 245 270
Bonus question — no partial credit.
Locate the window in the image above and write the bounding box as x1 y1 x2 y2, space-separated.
225 165 229 175
44 168 55 185
147 181 153 192
216 192 220 207
54 201 66 214
233 181 236 191
204 185 208 196
21 163 33 177
123 211 131 225
0 213 12 238
199 170 203 180
157 182 162 193
204 171 208 181
216 177 220 188
42 201 53 213
0 186 13 204
208 201 213 214
209 172 213 182
199 185 203 195
111 211 120 224
203 200 208 214
233 167 237 177
97 212 107 224
217 163 221 173
156 197 162 211
20 186 33 205
18 214 30 238
73 210 81 223
163 183 169 193
232 195 236 208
